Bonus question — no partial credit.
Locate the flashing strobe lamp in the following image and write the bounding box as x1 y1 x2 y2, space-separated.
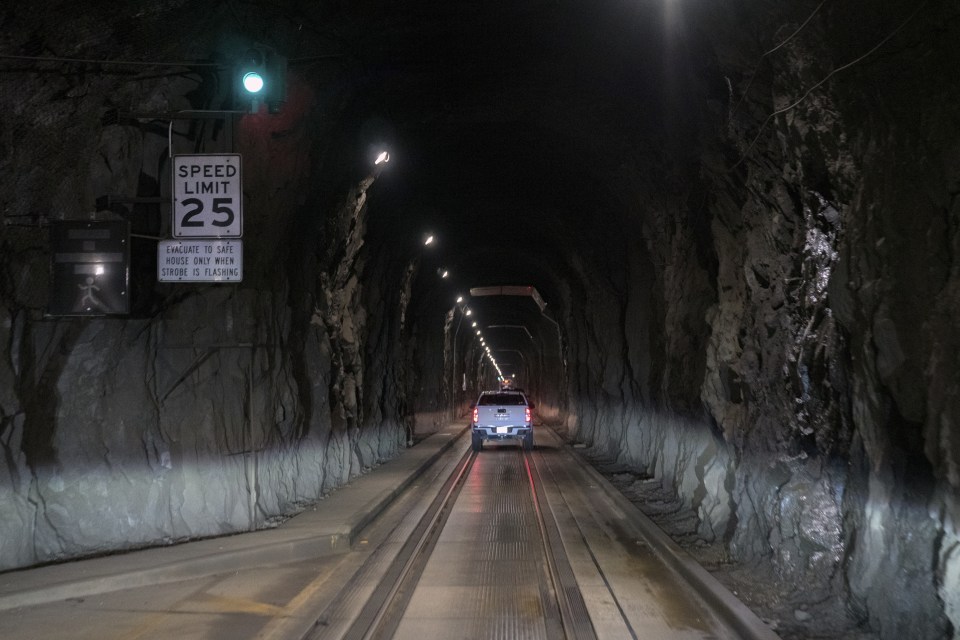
243 71 265 93
239 46 267 98
238 44 287 114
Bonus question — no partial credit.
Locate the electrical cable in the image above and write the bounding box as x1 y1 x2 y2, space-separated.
762 0 830 58
0 52 344 72
728 0 829 123
731 0 929 171
289 53 344 63
0 53 221 68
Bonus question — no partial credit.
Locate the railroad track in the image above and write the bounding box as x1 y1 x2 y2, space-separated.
307 442 598 640
305 429 780 640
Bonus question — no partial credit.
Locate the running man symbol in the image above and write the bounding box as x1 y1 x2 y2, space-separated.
77 276 107 312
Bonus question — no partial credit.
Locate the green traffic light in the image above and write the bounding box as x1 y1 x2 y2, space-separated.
242 71 264 94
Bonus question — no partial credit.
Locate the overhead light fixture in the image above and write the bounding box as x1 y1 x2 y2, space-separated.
456 295 463 303
466 309 472 316
424 234 435 246
437 268 449 278
471 321 477 327
375 151 390 165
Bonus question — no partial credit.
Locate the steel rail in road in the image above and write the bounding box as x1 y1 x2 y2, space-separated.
307 429 780 640
311 443 598 640
342 446 476 640
522 449 598 640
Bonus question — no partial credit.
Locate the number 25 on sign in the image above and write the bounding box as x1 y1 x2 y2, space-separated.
172 154 243 238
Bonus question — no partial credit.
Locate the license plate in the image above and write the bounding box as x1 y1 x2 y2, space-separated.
496 427 509 434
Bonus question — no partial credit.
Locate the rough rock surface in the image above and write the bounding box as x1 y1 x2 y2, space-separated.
0 4 418 569
559 2 959 638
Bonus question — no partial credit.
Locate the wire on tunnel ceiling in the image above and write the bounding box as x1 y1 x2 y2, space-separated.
730 0 930 172
727 0 829 123
0 53 222 68
0 52 342 71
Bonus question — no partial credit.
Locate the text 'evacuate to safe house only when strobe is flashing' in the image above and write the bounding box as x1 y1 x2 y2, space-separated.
157 239 243 282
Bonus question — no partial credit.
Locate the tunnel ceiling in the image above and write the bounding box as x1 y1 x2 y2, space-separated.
349 0 702 330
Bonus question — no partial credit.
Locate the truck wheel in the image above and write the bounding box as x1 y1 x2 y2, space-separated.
472 432 483 452
522 432 534 451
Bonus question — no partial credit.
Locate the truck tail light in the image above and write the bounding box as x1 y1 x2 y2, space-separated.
473 406 479 424
525 406 532 424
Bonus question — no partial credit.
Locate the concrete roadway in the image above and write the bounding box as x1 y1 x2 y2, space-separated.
0 426 780 640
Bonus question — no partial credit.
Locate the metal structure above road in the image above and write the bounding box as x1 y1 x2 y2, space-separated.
469 285 547 312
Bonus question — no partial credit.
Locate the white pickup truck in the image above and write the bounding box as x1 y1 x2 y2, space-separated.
470 390 534 451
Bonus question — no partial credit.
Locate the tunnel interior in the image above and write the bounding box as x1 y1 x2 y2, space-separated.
1 2 959 639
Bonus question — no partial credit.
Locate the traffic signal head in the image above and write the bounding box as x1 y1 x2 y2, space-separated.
237 45 287 114
239 46 266 96
242 70 264 94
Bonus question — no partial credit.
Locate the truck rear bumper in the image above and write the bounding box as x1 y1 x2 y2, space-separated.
473 425 532 439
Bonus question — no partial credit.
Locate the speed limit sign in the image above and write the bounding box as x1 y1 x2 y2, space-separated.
172 154 242 238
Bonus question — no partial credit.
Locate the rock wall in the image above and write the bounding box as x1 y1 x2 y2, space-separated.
0 5 413 571
0 279 408 570
563 2 959 637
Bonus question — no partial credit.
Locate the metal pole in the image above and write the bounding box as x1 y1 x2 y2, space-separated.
247 348 257 532
540 311 566 417
451 309 464 419
540 311 564 369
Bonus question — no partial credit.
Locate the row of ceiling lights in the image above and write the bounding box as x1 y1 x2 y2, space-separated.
376 152 505 383
455 294 504 381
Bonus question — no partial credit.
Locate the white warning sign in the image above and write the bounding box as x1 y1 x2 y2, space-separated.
158 239 243 282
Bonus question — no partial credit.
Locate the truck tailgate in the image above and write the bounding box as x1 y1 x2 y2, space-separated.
477 406 525 425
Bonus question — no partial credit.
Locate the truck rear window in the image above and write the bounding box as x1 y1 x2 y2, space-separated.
478 393 527 405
